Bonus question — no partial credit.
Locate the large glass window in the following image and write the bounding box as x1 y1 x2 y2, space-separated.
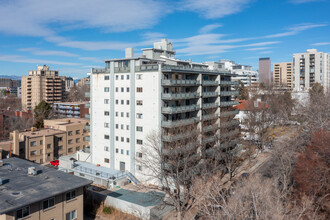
43 197 55 210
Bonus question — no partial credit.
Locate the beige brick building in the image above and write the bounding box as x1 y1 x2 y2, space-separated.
0 157 91 220
21 65 65 111
273 62 293 89
0 118 90 163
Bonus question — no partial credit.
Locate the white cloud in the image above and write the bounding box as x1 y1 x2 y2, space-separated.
79 57 104 63
18 48 78 57
259 51 273 54
0 54 80 66
0 0 167 37
199 23 223 34
289 0 326 4
264 23 327 38
311 42 330 46
181 0 252 19
245 47 271 51
244 41 281 47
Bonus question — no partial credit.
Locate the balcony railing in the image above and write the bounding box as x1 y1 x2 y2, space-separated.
135 65 159 72
202 80 218 86
202 113 219 121
202 92 218 97
161 117 199 128
220 120 239 128
161 79 199 86
162 92 199 100
202 124 219 132
220 100 239 107
162 133 192 142
202 102 219 109
162 105 199 114
220 110 239 117
220 91 239 96
220 81 239 85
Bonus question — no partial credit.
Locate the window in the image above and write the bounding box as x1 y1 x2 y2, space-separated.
121 137 124 142
116 148 119 153
43 197 55 210
104 75 110 80
40 140 43 145
136 113 143 119
121 124 124 130
121 75 124 80
76 130 80 135
76 147 80 151
66 190 76 201
40 149 43 154
116 124 119 129
31 141 37 146
104 111 109 116
115 87 118 92
127 75 130 80
136 100 143 106
104 146 109 151
126 100 129 105
116 75 119 80
126 150 129 155
136 126 143 132
126 112 129 118
59 145 63 150
104 135 110 139
116 136 119 141
136 152 143 158
16 206 30 219
126 87 130 92
66 210 77 220
68 148 73 153
68 139 73 144
121 149 124 154
104 158 110 163
104 123 109 128
121 100 124 105
115 100 119 104
121 112 124 117
47 144 51 149
126 125 129 130
76 138 80 143
126 138 130 143
136 165 142 171
68 131 73 136
137 139 143 145
121 87 124 92
104 99 109 104
137 87 143 92
104 87 109 92
136 74 142 80
115 112 119 117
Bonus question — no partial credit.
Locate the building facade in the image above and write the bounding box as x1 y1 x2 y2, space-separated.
52 102 89 118
90 39 239 181
273 62 293 89
259 57 271 87
21 65 65 111
231 64 259 87
0 157 91 220
293 49 329 92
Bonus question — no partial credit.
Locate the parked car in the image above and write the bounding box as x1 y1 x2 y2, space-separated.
50 160 59 166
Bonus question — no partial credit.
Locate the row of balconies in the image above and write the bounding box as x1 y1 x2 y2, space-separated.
161 79 238 86
161 91 238 100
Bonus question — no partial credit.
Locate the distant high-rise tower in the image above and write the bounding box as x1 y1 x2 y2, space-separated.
259 57 271 87
21 65 65 111
273 62 293 89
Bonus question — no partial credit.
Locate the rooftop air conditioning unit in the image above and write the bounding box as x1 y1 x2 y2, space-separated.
28 167 37 176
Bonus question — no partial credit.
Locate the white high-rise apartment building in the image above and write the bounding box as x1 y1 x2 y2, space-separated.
293 49 329 92
90 39 239 180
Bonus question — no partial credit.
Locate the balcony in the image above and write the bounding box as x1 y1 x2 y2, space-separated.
220 128 240 138
220 81 238 85
202 113 219 121
161 79 199 86
85 125 90 131
161 117 199 128
85 114 90 119
85 92 90 97
220 91 239 96
220 120 240 128
83 136 90 142
220 100 239 107
162 105 199 114
162 92 199 100
202 80 218 86
202 91 218 97
202 136 217 144
220 110 239 117
135 64 159 72
202 124 219 132
84 103 90 108
162 133 192 142
202 102 219 109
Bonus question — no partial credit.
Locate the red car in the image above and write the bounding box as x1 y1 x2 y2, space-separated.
50 160 59 166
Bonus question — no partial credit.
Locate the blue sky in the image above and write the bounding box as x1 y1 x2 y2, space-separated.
0 0 329 78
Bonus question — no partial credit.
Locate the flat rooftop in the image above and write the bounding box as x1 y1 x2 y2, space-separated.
0 157 92 214
54 101 88 105
17 128 65 138
44 118 89 126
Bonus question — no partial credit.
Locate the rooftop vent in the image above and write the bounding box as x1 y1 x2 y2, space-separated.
28 167 37 176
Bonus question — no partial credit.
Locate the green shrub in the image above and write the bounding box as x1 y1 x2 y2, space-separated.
103 206 114 215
